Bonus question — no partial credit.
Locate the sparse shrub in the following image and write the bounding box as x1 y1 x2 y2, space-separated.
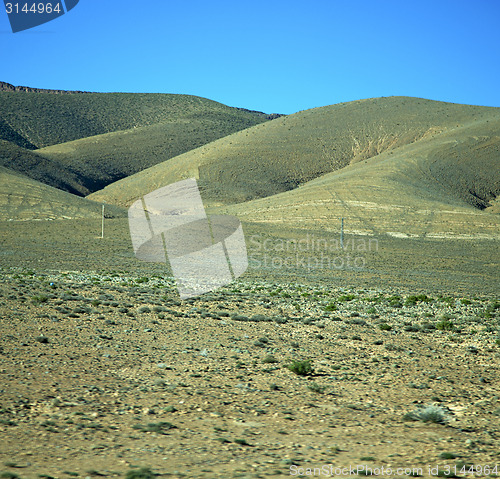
439 452 459 459
337 294 356 302
307 382 326 393
254 337 269 348
273 316 288 324
132 422 175 434
324 302 337 312
388 295 402 308
384 344 403 352
234 438 251 446
403 405 448 424
31 294 49 305
421 322 436 331
436 468 458 478
262 355 279 364
286 360 314 376
350 318 366 325
405 294 433 306
460 299 472 305
125 467 156 479
404 324 421 332
438 296 454 305
436 320 454 331
379 323 392 331
0 473 20 479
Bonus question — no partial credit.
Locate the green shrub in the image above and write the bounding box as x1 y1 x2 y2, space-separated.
436 320 454 331
337 294 356 302
307 382 326 393
262 355 279 364
31 294 49 304
403 405 448 424
405 294 433 305
286 360 314 376
124 468 156 479
324 302 337 312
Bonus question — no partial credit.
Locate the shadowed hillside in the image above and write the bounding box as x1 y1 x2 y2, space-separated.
35 112 279 196
0 140 85 195
0 90 272 149
88 96 500 211
0 87 278 195
0 166 125 221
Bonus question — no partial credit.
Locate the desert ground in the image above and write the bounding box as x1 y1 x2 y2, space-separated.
0 218 499 479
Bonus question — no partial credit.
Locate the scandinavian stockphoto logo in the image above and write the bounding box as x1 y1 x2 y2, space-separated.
4 0 79 33
128 178 248 299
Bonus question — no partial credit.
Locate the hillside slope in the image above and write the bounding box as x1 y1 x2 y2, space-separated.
220 118 500 238
88 96 500 210
0 166 125 221
0 140 85 195
0 88 277 195
0 90 271 149
35 112 276 196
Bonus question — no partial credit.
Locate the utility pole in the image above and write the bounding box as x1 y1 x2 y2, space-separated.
340 217 344 249
101 203 105 239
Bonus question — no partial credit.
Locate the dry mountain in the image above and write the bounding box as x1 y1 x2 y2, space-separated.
0 166 125 221
88 96 500 238
0 88 276 195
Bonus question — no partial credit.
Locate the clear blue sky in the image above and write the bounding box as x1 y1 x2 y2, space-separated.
1 0 499 114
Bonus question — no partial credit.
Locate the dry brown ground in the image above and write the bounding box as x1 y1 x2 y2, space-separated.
0 219 499 478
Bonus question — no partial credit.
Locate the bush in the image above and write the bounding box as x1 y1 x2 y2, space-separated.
125 468 156 479
286 360 314 376
403 405 448 424
324 302 337 312
132 422 175 434
337 294 356 302
307 382 326 393
436 320 454 331
262 355 279 364
31 294 49 304
405 294 433 305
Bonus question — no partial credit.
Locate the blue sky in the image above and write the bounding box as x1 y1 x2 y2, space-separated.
1 0 499 114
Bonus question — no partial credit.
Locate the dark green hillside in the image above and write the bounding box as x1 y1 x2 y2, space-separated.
0 91 271 149
0 166 125 221
36 111 277 196
0 140 83 195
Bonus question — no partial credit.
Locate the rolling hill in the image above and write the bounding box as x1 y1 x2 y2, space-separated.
0 90 273 149
0 88 277 195
35 112 278 196
0 166 125 221
87 96 500 238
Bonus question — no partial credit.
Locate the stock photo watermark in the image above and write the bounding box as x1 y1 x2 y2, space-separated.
248 233 379 272
128 180 379 299
128 178 248 299
3 0 79 33
289 463 499 477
